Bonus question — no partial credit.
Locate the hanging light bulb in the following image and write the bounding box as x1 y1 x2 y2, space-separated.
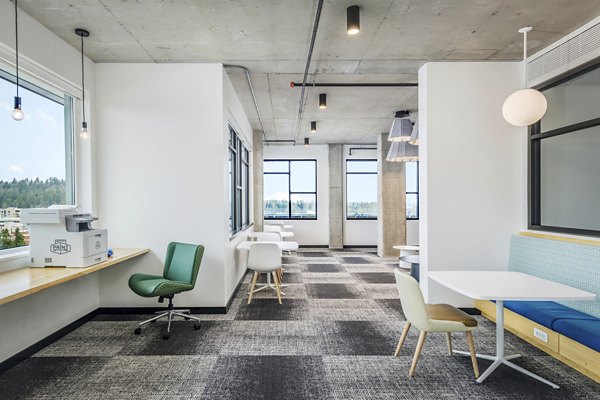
75 28 90 139
11 0 24 121
502 27 547 127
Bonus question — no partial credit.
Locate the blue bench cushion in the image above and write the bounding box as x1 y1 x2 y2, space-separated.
503 301 595 329
552 319 600 352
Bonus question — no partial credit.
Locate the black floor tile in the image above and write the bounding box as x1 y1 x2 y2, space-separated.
305 283 364 299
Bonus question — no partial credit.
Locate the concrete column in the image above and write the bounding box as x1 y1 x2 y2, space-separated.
329 144 343 249
377 133 406 257
252 132 264 231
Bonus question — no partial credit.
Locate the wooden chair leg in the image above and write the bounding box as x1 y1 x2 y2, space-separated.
409 331 427 377
466 331 480 378
394 322 411 356
446 333 453 355
247 271 259 305
272 271 283 304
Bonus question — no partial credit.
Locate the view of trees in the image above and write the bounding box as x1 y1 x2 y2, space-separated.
265 199 316 219
347 201 377 219
0 228 26 250
0 177 66 208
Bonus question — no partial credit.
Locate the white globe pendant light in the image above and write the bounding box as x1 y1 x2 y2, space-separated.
502 27 547 127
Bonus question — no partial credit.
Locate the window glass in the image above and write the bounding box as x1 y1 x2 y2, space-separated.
0 74 73 252
228 126 250 235
290 161 316 192
405 161 419 220
406 194 418 220
264 159 317 219
346 173 377 219
347 160 377 173
291 193 316 219
264 173 290 219
541 67 600 133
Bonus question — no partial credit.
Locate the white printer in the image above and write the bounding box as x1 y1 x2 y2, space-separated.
20 205 108 268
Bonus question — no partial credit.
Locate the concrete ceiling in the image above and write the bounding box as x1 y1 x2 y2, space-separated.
17 0 600 144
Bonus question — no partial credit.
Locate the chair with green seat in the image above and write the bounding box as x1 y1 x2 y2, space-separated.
129 242 205 339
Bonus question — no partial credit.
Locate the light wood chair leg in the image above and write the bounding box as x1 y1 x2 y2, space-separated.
247 271 259 305
409 331 427 377
394 322 411 356
272 271 283 304
466 331 479 378
446 333 453 355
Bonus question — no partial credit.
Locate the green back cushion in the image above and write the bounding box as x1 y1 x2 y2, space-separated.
509 235 600 318
164 242 203 284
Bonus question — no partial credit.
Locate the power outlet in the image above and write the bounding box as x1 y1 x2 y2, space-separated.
533 327 548 343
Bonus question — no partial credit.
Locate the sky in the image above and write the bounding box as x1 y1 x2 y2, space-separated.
0 77 66 182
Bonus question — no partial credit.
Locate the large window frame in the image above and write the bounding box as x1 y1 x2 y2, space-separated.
406 161 419 221
0 69 75 256
264 159 317 220
229 126 251 236
529 61 600 237
346 159 377 220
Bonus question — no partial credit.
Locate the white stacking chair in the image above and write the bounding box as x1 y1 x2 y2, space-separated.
251 231 282 242
394 269 479 378
247 243 283 305
264 224 294 239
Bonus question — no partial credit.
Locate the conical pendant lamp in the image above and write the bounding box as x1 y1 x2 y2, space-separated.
502 27 547 127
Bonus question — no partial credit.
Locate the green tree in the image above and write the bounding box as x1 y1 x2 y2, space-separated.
0 229 13 250
13 228 26 247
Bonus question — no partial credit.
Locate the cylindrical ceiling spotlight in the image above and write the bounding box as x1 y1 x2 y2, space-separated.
304 137 310 147
347 5 360 35
319 93 327 109
310 121 317 133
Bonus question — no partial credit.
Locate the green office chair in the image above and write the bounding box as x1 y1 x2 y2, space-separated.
129 242 205 339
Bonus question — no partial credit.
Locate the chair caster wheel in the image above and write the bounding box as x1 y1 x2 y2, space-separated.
134 327 141 335
194 323 201 330
162 334 170 340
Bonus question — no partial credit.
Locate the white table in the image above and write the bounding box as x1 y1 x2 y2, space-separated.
428 271 596 389
236 241 298 294
399 255 420 281
236 241 298 252
393 245 419 269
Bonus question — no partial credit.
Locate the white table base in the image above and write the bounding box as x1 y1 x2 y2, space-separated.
453 300 559 389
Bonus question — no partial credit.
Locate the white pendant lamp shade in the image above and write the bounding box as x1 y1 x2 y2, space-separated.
386 141 418 162
502 27 547 127
409 118 419 145
502 88 547 127
388 117 413 142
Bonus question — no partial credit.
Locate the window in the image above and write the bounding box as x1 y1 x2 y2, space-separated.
0 70 74 252
264 160 317 219
229 126 251 236
406 161 419 220
346 160 377 219
529 63 600 236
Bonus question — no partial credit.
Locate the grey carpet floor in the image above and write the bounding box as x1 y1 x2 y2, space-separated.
0 248 598 399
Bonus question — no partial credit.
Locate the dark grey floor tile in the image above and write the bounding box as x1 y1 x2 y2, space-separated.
306 283 365 299
306 263 343 273
235 299 310 320
352 272 397 284
341 257 370 264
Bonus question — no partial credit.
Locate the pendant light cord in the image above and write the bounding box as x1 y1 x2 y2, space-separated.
81 34 86 123
522 29 527 87
14 0 19 98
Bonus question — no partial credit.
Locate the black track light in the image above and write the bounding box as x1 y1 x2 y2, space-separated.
311 121 317 133
319 93 327 109
304 138 310 147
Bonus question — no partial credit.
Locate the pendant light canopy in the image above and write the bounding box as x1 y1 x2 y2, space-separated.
319 93 327 109
386 141 418 162
310 121 317 133
11 0 24 121
347 5 360 35
75 28 90 139
387 110 412 142
409 117 419 145
304 137 310 147
502 27 547 127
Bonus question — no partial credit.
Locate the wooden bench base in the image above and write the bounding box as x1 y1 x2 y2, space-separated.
475 300 600 383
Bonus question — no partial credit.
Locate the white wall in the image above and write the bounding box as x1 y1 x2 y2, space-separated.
0 0 99 363
263 145 329 246
419 62 524 306
343 145 378 246
95 63 252 308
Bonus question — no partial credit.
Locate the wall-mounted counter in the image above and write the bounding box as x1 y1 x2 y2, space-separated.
0 248 149 306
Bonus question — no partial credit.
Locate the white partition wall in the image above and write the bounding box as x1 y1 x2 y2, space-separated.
419 62 525 306
95 63 252 308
